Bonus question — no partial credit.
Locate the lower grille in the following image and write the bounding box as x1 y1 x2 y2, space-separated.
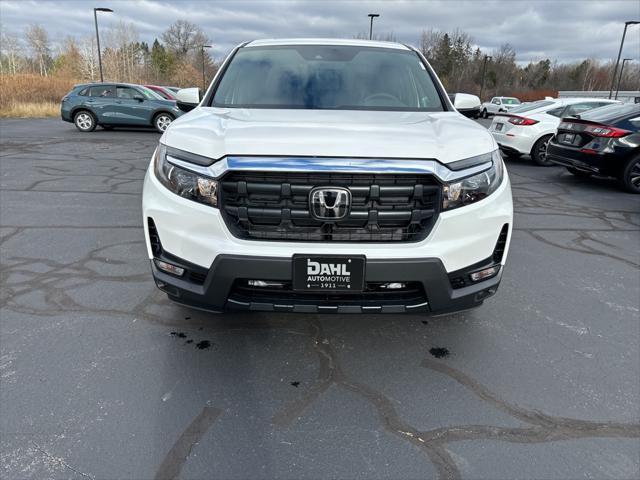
147 218 162 256
227 280 429 313
219 171 441 242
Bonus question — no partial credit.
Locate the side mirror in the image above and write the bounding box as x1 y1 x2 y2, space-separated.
454 93 481 112
176 88 201 112
133 95 144 102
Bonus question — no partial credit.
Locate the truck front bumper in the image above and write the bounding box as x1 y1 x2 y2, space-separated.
151 252 504 315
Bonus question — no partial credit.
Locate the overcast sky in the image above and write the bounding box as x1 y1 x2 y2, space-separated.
1 0 639 63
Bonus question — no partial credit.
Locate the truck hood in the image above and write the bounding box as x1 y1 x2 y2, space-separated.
164 107 496 164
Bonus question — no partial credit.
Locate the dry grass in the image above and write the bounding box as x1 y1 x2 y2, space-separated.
0 101 59 118
0 74 78 118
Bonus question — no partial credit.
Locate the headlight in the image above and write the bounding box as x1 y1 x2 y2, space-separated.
442 150 504 211
153 144 218 207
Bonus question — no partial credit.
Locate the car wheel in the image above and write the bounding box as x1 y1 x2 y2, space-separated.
74 111 96 132
619 155 640 194
531 135 553 166
154 113 174 133
482 109 488 119
567 167 592 178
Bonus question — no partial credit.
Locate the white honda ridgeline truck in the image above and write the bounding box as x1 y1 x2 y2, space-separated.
142 39 513 315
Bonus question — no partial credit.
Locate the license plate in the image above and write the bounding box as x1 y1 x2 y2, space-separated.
494 123 504 132
292 255 365 291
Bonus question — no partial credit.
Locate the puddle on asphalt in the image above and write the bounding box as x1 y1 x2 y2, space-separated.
196 340 211 350
429 347 450 358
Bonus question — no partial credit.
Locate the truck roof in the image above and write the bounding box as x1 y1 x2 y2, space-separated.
244 38 410 50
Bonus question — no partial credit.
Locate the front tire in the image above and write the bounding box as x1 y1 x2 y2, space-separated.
619 155 640 194
482 109 488 119
531 135 553 166
74 111 96 132
154 113 174 133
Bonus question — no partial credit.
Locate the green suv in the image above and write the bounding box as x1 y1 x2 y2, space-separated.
61 83 184 133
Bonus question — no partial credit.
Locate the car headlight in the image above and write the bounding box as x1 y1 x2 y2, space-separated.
442 150 504 211
153 144 218 207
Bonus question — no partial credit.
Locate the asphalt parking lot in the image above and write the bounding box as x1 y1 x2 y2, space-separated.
1 118 639 480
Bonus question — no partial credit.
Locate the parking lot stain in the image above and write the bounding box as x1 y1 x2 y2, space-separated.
290 381 300 387
429 347 450 359
195 340 211 350
170 331 187 339
421 320 429 325
185 340 193 345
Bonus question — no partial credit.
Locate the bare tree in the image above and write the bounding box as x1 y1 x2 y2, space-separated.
25 24 51 76
1 30 22 74
78 36 98 81
162 20 208 58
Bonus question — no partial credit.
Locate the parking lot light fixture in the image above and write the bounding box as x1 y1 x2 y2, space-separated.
93 7 113 83
609 21 639 99
200 45 212 92
368 13 380 40
615 58 634 100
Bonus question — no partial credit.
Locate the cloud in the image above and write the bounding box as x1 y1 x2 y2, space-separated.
1 0 638 63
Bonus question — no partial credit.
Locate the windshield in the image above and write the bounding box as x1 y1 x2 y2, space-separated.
212 45 445 111
138 86 165 100
502 98 520 105
580 103 640 122
509 100 555 113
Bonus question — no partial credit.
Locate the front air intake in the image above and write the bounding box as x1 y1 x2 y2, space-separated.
147 217 162 256
493 224 509 263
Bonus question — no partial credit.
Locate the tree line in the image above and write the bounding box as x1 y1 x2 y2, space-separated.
1 22 638 98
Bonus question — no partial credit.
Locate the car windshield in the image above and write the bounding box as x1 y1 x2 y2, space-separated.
580 103 640 122
509 100 555 113
212 45 445 111
138 86 164 100
502 98 520 105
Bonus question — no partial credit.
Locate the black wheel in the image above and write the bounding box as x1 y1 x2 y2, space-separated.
619 155 640 194
73 110 96 132
482 109 488 119
154 113 174 133
567 167 592 178
531 135 553 166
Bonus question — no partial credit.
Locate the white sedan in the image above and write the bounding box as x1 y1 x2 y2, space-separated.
488 97 619 165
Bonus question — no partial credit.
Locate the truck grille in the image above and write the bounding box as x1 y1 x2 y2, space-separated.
219 171 442 242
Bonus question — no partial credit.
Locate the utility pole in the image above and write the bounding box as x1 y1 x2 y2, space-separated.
93 7 113 82
615 58 633 100
200 45 212 91
479 55 492 101
609 21 639 98
368 13 380 40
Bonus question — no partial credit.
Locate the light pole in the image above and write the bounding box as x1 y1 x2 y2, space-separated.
609 21 639 98
368 13 380 40
479 55 492 101
200 45 212 91
93 7 113 83
615 58 633 100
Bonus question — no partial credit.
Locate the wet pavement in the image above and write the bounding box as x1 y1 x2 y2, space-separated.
1 118 639 479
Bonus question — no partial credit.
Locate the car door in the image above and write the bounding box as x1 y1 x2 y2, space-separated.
489 97 501 114
87 85 116 123
114 86 151 125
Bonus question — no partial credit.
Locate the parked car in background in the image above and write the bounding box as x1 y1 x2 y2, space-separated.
61 83 183 133
449 93 481 118
145 85 177 100
164 86 181 94
547 103 640 193
488 97 619 165
481 97 521 118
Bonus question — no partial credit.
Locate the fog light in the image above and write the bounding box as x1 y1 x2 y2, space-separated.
154 259 185 277
470 265 500 282
248 280 285 288
380 282 406 290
